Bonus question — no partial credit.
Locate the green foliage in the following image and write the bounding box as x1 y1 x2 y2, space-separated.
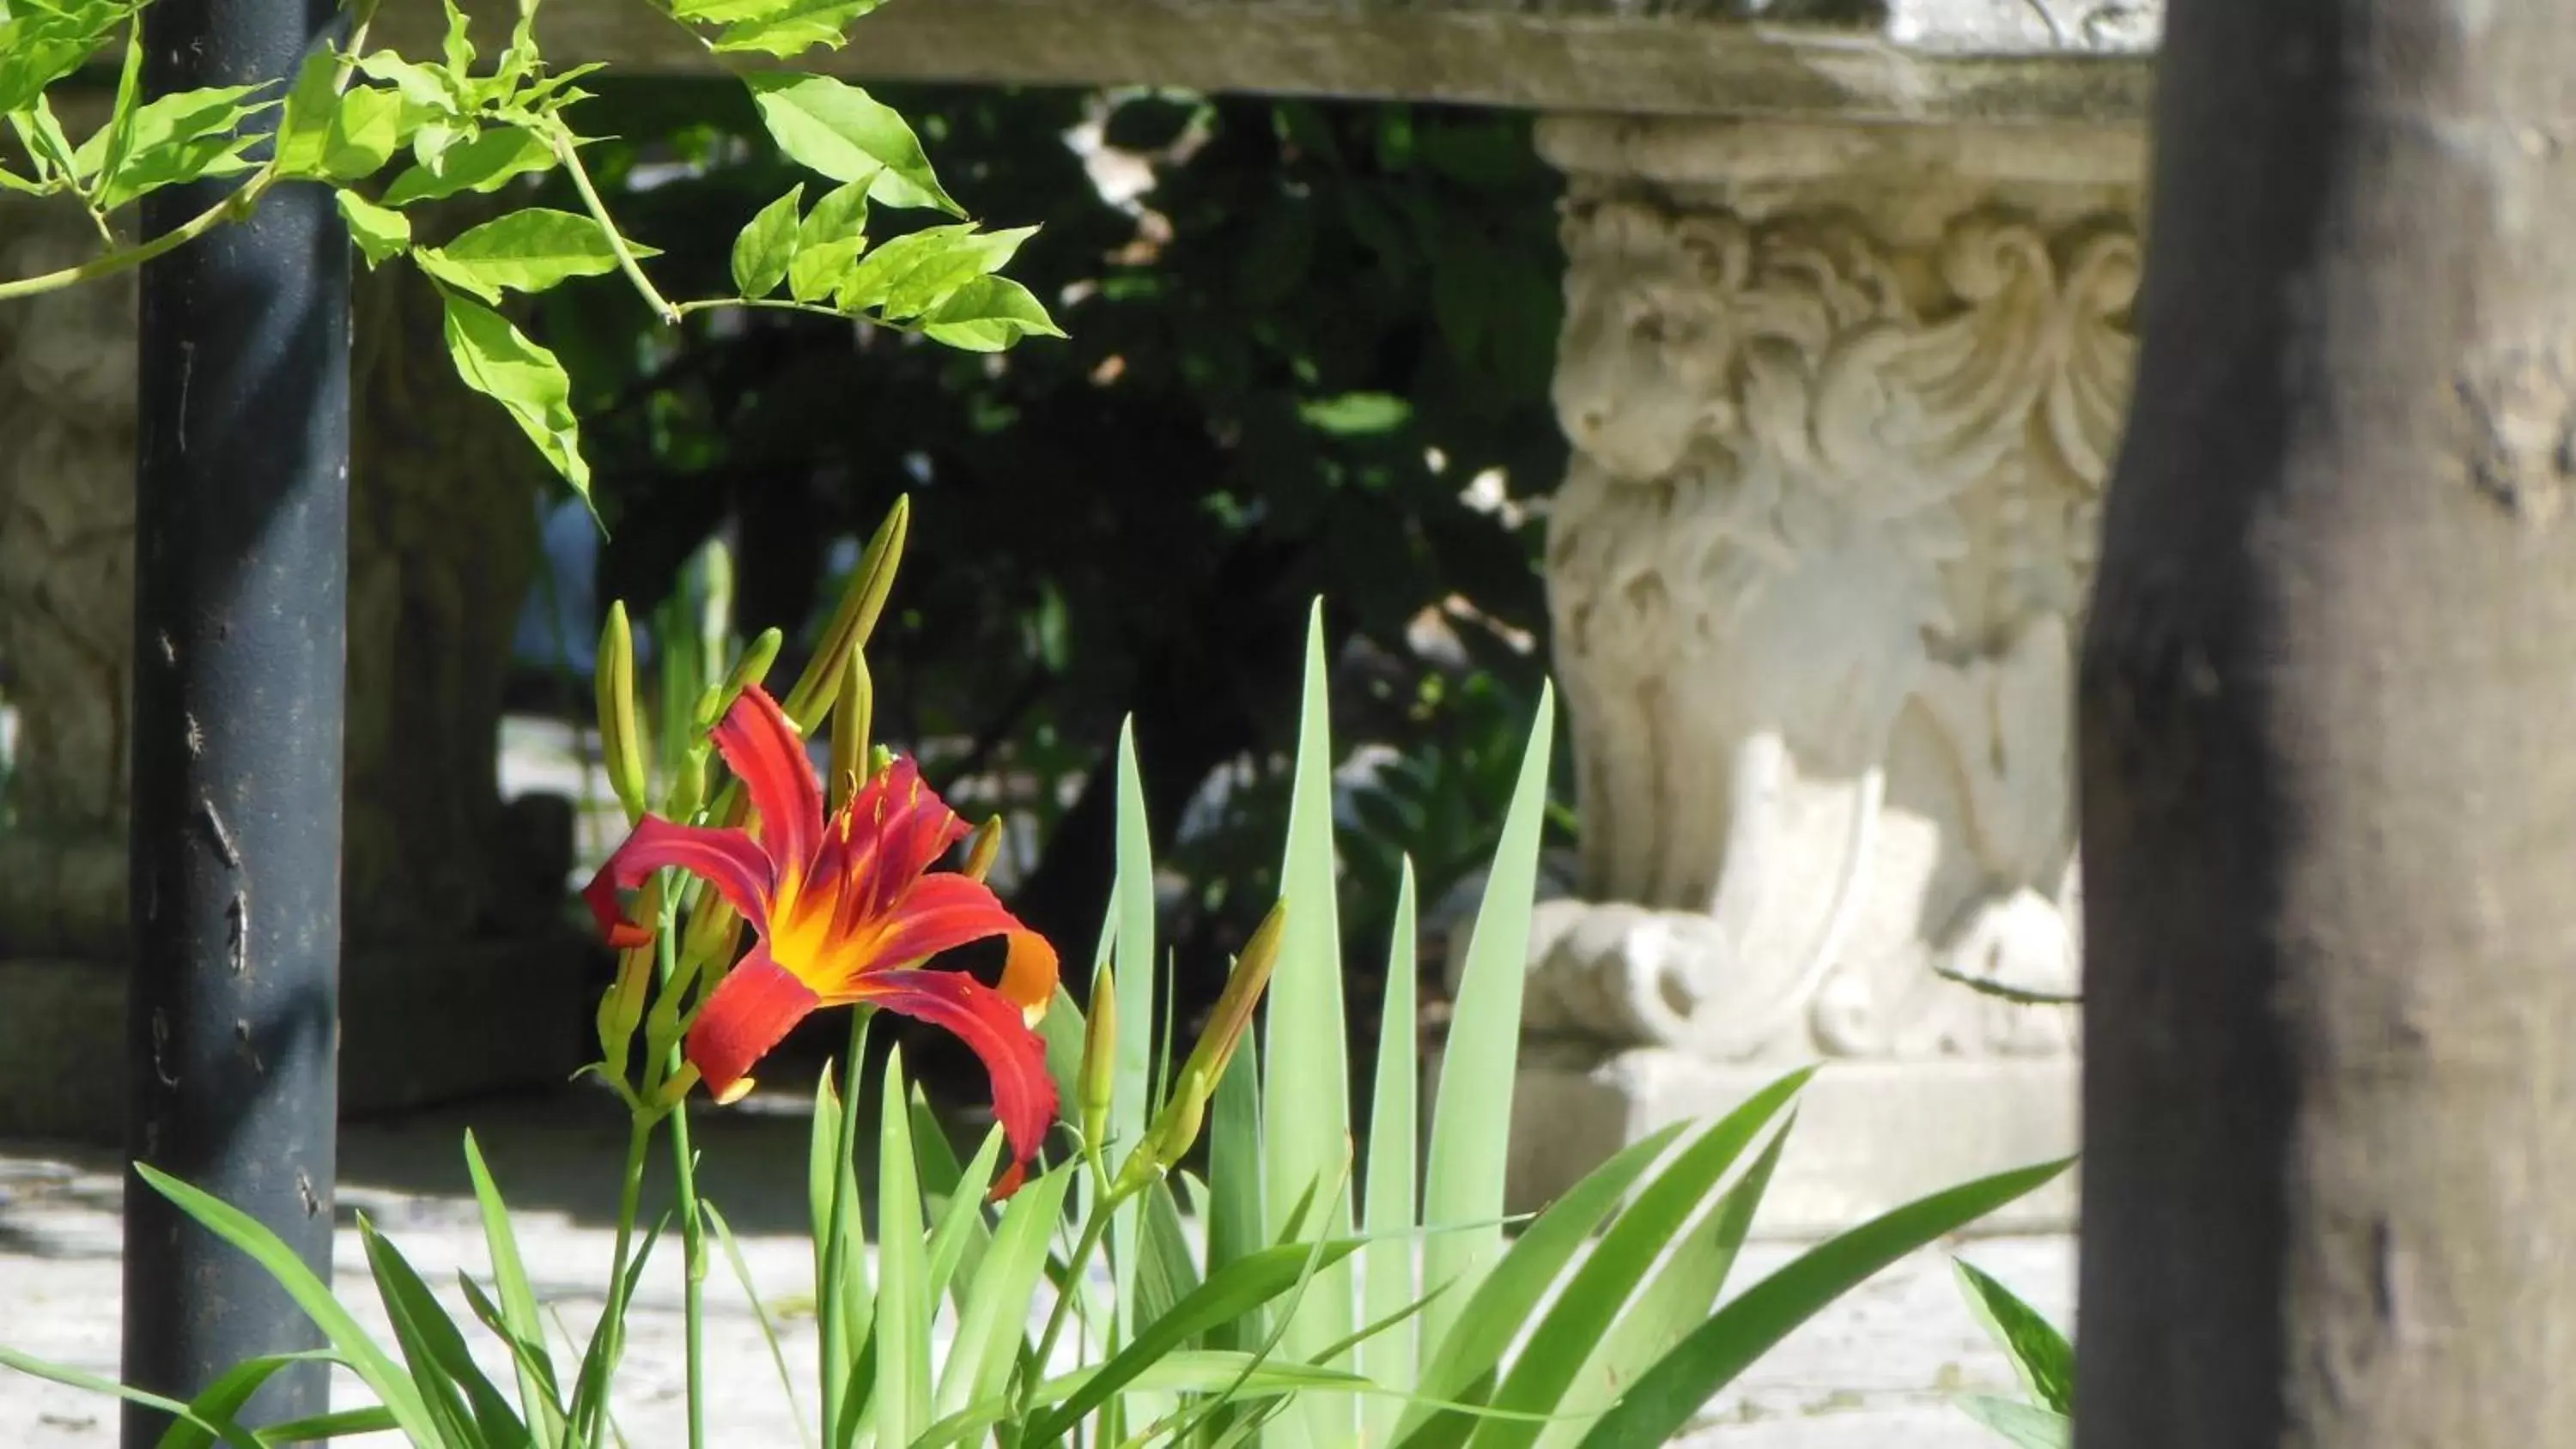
1952 1260 2075 1449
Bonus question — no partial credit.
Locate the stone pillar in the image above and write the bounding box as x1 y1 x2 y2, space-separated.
0 191 589 1138
1498 117 2141 1234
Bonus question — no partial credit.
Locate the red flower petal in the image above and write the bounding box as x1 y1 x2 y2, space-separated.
815 755 969 926
685 947 823 1105
583 815 778 948
848 968 1058 1197
827 873 1031 985
712 685 826 882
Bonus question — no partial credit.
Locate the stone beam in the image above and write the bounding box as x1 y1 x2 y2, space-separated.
407 0 2158 122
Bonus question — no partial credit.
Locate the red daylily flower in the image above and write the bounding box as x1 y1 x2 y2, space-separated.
584 684 1060 1196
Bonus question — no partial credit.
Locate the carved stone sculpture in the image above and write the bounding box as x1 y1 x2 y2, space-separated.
1492 118 2142 1230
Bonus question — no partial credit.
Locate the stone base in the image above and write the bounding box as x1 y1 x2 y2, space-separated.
1498 1046 2078 1240
0 931 598 1142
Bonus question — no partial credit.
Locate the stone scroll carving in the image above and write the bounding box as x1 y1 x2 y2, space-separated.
1529 185 2136 1063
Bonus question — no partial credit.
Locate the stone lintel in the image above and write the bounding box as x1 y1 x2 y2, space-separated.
412 1 2158 123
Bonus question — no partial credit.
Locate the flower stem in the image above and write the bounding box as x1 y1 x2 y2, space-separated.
589 1110 656 1449
1020 1197 1117 1420
0 185 254 303
550 124 680 327
658 920 709 1449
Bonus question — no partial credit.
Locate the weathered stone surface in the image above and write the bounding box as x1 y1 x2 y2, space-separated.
416 0 2159 122
1489 115 2136 1225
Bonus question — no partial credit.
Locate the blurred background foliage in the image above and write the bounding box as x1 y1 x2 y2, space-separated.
507 77 1577 1064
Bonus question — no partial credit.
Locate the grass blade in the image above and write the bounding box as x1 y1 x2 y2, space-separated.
133 1164 439 1443
705 1199 814 1449
1262 602 1358 1443
1575 1158 2076 1449
876 1048 933 1446
937 1161 1075 1418
155 1351 344 1449
360 1215 518 1447
252 1406 404 1441
1109 718 1158 1348
1362 858 1420 1443
1953 1258 2074 1415
0 1342 256 1449
1467 1070 1810 1449
464 1129 562 1447
1025 1237 1370 1444
1535 1111 1791 1449
1394 1121 1686 1448
1419 684 1555 1355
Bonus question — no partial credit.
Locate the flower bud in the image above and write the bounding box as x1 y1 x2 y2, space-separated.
786 496 909 731
593 878 662 1082
596 601 650 822
829 648 872 813
1181 899 1285 1090
664 748 708 822
963 816 1004 883
722 627 785 706
1078 961 1116 1157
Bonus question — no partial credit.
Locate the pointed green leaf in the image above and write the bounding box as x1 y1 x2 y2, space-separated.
923 1124 1004 1308
1263 601 1358 1441
416 207 637 301
380 125 558 206
835 223 1033 318
338 191 411 268
361 1216 527 1446
920 276 1065 353
1362 860 1420 1445
744 71 959 215
1204 1028 1264 1352
731 182 805 299
936 1162 1073 1419
1573 1158 2077 1449
132 1164 438 1442
787 233 861 306
75 82 265 211
708 0 884 57
1959 1396 2072 1449
876 1050 932 1445
1419 682 1556 1351
1109 718 1157 1342
435 288 589 498
1953 1259 2074 1416
0 1341 257 1449
463 1131 562 1448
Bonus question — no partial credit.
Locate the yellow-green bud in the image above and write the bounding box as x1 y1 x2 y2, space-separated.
596 601 650 822
964 816 1004 883
1078 961 1116 1157
665 748 708 821
722 627 785 706
786 497 909 731
829 648 872 813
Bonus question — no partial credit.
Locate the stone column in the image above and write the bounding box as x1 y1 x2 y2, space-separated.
0 191 589 1137
1498 117 2141 1233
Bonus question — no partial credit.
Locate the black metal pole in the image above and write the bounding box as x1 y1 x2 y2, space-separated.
123 2 349 1442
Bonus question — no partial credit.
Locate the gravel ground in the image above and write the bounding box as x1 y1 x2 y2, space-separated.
0 1086 2071 1448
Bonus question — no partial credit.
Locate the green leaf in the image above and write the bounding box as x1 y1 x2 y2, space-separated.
922 1122 1005 1310
338 191 411 268
1467 1072 1812 1449
77 81 269 209
707 0 884 57
416 207 637 302
131 1164 439 1443
875 1050 933 1446
1573 1158 2078 1449
731 182 805 298
361 1215 528 1446
9 94 79 185
1108 718 1157 1344
0 1 132 117
787 233 861 306
1024 1238 1370 1444
1953 1259 2075 1416
463 1131 562 1449
809 1047 875 1449
1535 1120 1789 1449
155 1351 343 1449
799 175 872 245
1362 859 1420 1445
268 51 342 179
381 125 558 206
1300 391 1412 436
1394 1124 1691 1448
1263 600 1359 1443
744 71 959 215
1419 682 1557 1351
1204 1028 1264 1352
0 1341 258 1449
705 1199 814 1449
435 288 590 498
1959 1397 2073 1449
920 276 1064 353
837 223 1034 319
934 1162 1072 1420
249 1405 404 1441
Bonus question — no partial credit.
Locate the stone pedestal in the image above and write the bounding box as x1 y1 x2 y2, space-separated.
1498 113 2142 1232
0 193 591 1140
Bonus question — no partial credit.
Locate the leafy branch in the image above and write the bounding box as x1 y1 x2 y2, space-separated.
0 0 1063 509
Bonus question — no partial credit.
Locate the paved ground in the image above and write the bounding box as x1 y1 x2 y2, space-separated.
0 1084 2071 1447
